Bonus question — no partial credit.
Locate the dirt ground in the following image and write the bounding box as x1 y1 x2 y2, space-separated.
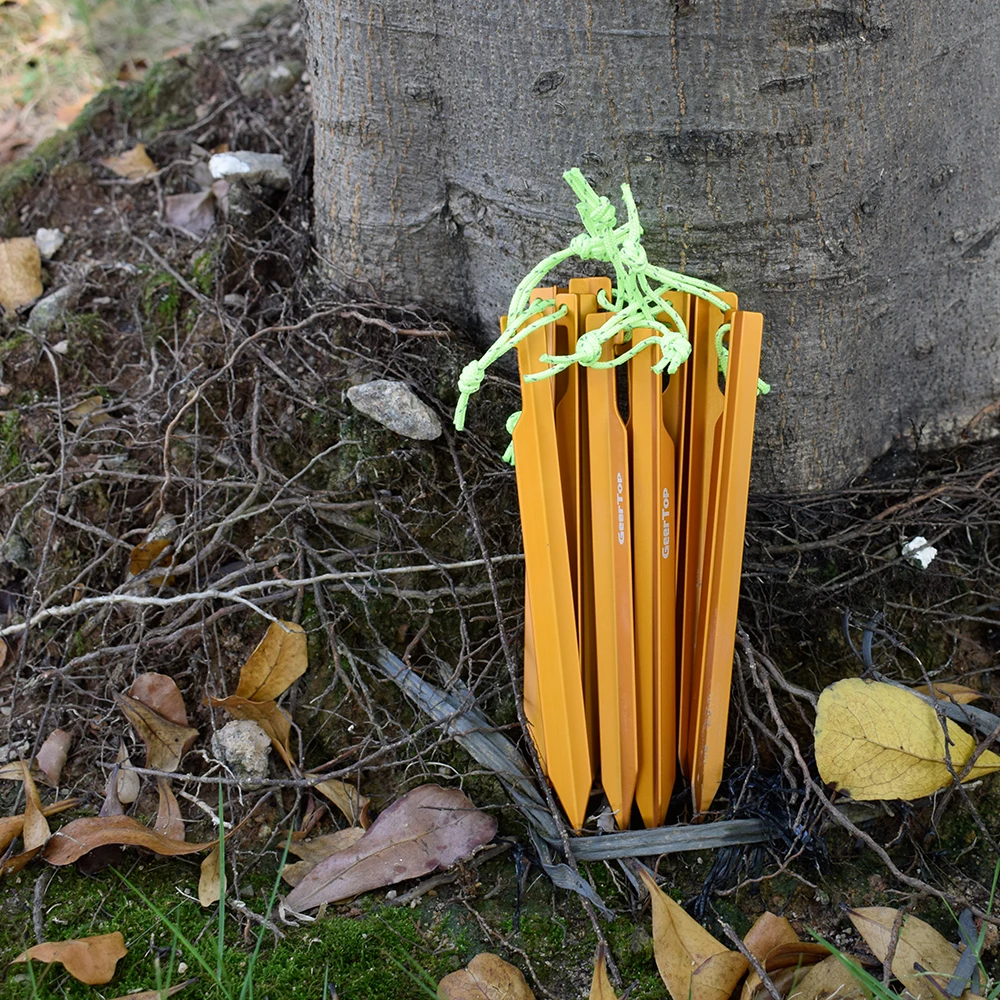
1 4 999 997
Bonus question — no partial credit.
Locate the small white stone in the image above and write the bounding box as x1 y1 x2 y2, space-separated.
34 228 65 259
211 720 271 778
209 151 290 190
902 536 937 569
50 339 70 355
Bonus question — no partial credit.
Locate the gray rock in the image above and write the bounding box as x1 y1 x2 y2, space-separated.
211 720 271 778
239 61 302 98
28 285 75 334
347 380 443 441
209 151 291 191
34 228 65 260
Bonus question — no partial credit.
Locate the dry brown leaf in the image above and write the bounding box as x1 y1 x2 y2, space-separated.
43 815 217 865
742 912 799 963
208 695 294 768
154 779 184 841
115 744 140 804
794 955 868 1000
0 845 42 875
0 637 7 669
437 952 535 999
286 827 367 864
115 691 198 772
21 761 50 851
11 931 127 985
0 760 48 783
589 947 618 1000
164 188 217 237
36 729 72 785
199 844 225 907
848 907 960 1000
0 799 79 854
105 980 196 1000
283 784 497 912
280 828 366 886
0 237 42 312
312 777 371 828
65 395 111 427
100 144 157 180
915 682 983 705
760 942 830 971
128 541 175 586
639 869 748 1000
236 620 307 702
815 678 1000 800
131 673 189 727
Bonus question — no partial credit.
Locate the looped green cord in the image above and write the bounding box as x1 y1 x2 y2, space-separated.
714 322 772 395
501 410 521 466
453 167 769 456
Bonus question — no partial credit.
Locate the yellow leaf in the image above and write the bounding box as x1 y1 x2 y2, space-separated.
590 948 618 1000
794 955 868 1000
65 395 111 427
814 678 1000 800
236 620 307 702
915 682 982 705
437 952 535 999
129 539 174 585
100 143 157 180
198 845 225 907
639 869 748 1000
0 237 42 312
12 932 127 985
848 907 960 1000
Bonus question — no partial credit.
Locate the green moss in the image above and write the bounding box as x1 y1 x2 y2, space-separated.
142 269 182 330
190 249 217 296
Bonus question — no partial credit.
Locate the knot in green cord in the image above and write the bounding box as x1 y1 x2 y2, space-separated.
573 330 604 366
458 359 485 397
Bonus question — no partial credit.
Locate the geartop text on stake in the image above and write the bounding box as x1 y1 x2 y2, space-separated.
455 169 767 829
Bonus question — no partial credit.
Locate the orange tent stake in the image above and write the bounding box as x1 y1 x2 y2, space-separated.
630 290 689 829
678 291 738 777
510 293 593 829
585 311 638 829
690 310 763 814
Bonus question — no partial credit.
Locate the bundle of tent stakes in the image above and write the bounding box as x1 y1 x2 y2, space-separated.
455 170 766 830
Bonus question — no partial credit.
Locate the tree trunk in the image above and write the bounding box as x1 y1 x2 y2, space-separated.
303 0 1000 490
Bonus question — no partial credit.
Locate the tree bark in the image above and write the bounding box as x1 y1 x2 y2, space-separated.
303 0 1000 490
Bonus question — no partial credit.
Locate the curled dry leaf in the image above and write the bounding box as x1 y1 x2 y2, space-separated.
283 784 497 913
848 907 961 1000
236 620 307 702
198 844 225 907
115 744 140 805
115 691 198 773
915 682 982 705
130 673 189 727
12 931 127 985
154 779 184 841
164 188 218 237
0 845 42 875
281 828 366 887
100 143 157 180
794 955 868 1000
0 799 79 853
128 540 175 586
639 869 748 1000
589 947 618 1000
312 777 371 828
0 636 7 669
21 760 50 850
815 678 1000 800
36 729 72 785
0 237 43 312
742 912 799 963
208 695 294 768
43 815 217 865
437 952 535 1000
65 395 111 427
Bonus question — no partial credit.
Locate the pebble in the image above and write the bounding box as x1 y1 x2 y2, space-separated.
346 379 443 441
239 61 303 98
211 720 271 778
34 228 65 260
209 151 291 191
28 285 75 335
